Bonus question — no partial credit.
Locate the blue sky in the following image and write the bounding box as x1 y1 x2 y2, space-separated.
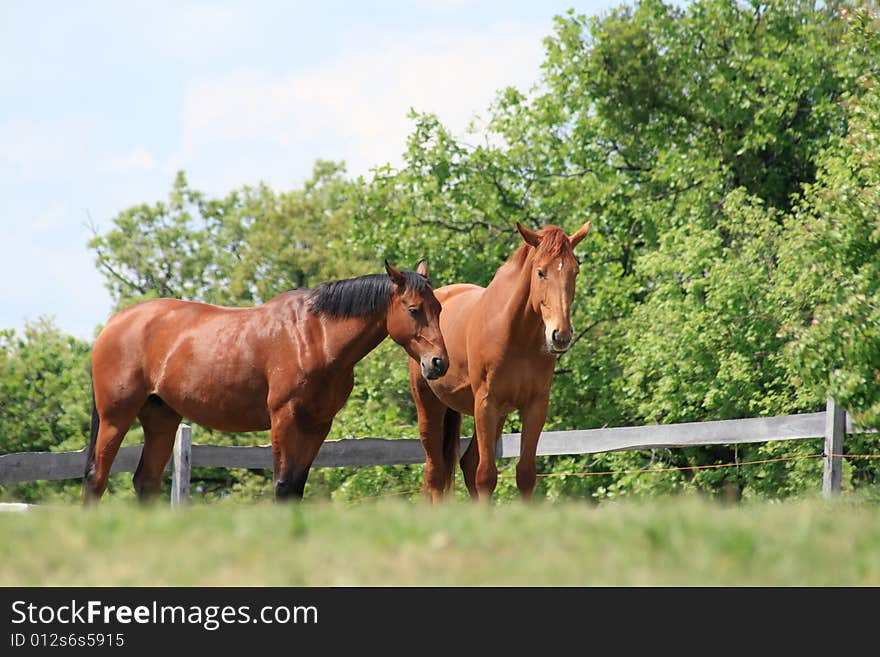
1 1 623 340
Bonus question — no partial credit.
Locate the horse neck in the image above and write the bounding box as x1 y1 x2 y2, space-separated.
485 246 544 343
319 311 389 371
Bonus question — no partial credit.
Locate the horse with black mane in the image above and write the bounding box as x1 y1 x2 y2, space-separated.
83 261 448 504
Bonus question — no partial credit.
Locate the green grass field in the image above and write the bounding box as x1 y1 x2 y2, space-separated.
1 495 879 586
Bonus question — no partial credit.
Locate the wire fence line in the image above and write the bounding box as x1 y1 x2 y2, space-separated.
0 399 875 506
354 453 880 504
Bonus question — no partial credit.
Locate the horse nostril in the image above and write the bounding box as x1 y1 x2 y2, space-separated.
550 329 571 350
423 356 447 379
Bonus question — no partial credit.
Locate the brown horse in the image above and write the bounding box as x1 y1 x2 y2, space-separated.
409 222 591 502
83 261 448 504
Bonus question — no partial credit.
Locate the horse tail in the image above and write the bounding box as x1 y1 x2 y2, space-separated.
441 407 461 492
83 375 99 492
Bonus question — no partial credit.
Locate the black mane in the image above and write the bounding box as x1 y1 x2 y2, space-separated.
307 270 429 317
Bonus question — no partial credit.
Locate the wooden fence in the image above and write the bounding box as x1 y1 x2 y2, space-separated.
0 399 870 506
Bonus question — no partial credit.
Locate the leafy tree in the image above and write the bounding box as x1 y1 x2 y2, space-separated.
776 6 880 487
0 319 93 501
89 160 370 309
351 0 871 499
0 319 91 454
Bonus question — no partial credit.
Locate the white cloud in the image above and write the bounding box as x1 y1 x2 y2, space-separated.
414 0 479 9
125 1 256 58
105 147 157 173
0 232 111 340
0 118 93 179
177 22 546 182
32 202 70 233
410 0 489 17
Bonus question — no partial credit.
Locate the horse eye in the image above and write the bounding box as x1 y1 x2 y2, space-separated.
408 307 419 317
537 269 546 279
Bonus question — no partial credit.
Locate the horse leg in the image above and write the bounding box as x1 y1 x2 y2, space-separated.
460 434 479 499
516 400 549 501
473 390 503 502
419 402 451 504
133 396 182 502
271 404 330 501
461 414 505 499
409 360 450 503
82 401 143 505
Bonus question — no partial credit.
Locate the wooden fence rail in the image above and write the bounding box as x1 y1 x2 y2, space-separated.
0 399 871 506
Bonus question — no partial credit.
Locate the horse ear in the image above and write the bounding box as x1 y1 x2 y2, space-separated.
569 220 591 248
384 260 407 289
516 222 542 248
416 259 429 278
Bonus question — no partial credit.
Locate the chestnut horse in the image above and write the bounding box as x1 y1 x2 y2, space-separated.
83 261 448 504
409 222 590 502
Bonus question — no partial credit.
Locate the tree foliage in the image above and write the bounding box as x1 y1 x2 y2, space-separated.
89 160 370 308
355 0 879 499
0 320 92 501
776 7 880 492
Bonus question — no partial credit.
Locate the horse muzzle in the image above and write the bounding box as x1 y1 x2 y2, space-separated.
547 328 572 354
421 355 449 380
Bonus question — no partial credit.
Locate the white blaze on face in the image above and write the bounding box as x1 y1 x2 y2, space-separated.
557 260 563 272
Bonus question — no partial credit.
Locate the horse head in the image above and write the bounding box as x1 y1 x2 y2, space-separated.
515 220 591 354
384 260 449 380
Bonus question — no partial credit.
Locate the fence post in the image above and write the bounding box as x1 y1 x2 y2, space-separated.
823 398 845 498
171 424 192 507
